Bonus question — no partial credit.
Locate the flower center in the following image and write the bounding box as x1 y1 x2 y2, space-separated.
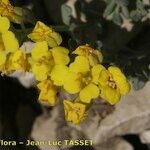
35 24 52 37
80 44 94 56
81 73 92 85
73 107 80 113
107 75 117 89
0 3 14 17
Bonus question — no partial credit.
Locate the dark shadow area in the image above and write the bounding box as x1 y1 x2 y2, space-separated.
0 76 42 150
123 134 149 150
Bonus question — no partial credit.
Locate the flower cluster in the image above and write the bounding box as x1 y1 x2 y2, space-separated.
0 14 131 125
0 16 28 74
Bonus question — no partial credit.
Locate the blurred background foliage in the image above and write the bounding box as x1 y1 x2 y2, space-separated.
11 0 150 90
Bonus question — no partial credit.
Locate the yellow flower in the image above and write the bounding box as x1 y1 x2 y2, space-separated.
63 100 87 124
7 50 28 72
0 16 20 72
73 44 103 66
49 47 70 86
28 21 62 47
46 46 70 86
0 0 23 23
37 80 58 106
30 41 52 81
30 41 70 81
0 16 19 52
51 56 104 103
66 57 104 103
99 66 131 105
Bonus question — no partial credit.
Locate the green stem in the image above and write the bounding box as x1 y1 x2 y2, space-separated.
52 25 69 32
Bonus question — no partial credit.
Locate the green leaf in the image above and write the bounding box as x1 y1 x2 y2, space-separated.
121 6 129 18
104 0 116 17
61 4 72 25
113 12 122 25
130 10 140 21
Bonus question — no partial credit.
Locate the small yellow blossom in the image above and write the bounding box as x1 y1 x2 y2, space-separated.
0 0 23 23
28 21 62 47
0 16 19 52
30 41 52 81
99 66 131 105
38 80 58 106
30 41 70 81
73 44 103 66
63 100 87 124
0 16 20 73
7 50 28 72
51 56 104 103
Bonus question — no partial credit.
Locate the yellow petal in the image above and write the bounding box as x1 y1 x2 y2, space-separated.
51 46 70 65
46 36 58 48
50 32 62 45
28 21 52 42
73 44 103 66
63 100 87 124
0 16 10 33
98 69 110 87
91 64 105 84
28 21 62 47
0 36 4 51
0 51 6 66
31 41 48 61
9 50 28 72
80 83 99 103
93 50 103 63
39 92 57 106
46 32 62 47
108 66 131 95
100 86 121 105
2 31 19 52
51 65 68 86
32 63 49 81
1 0 9 4
88 50 103 66
64 72 82 94
38 80 58 106
69 56 89 73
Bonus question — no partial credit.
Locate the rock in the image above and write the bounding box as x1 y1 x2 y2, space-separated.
31 108 60 150
31 106 83 150
77 82 150 144
140 130 150 144
31 82 150 148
